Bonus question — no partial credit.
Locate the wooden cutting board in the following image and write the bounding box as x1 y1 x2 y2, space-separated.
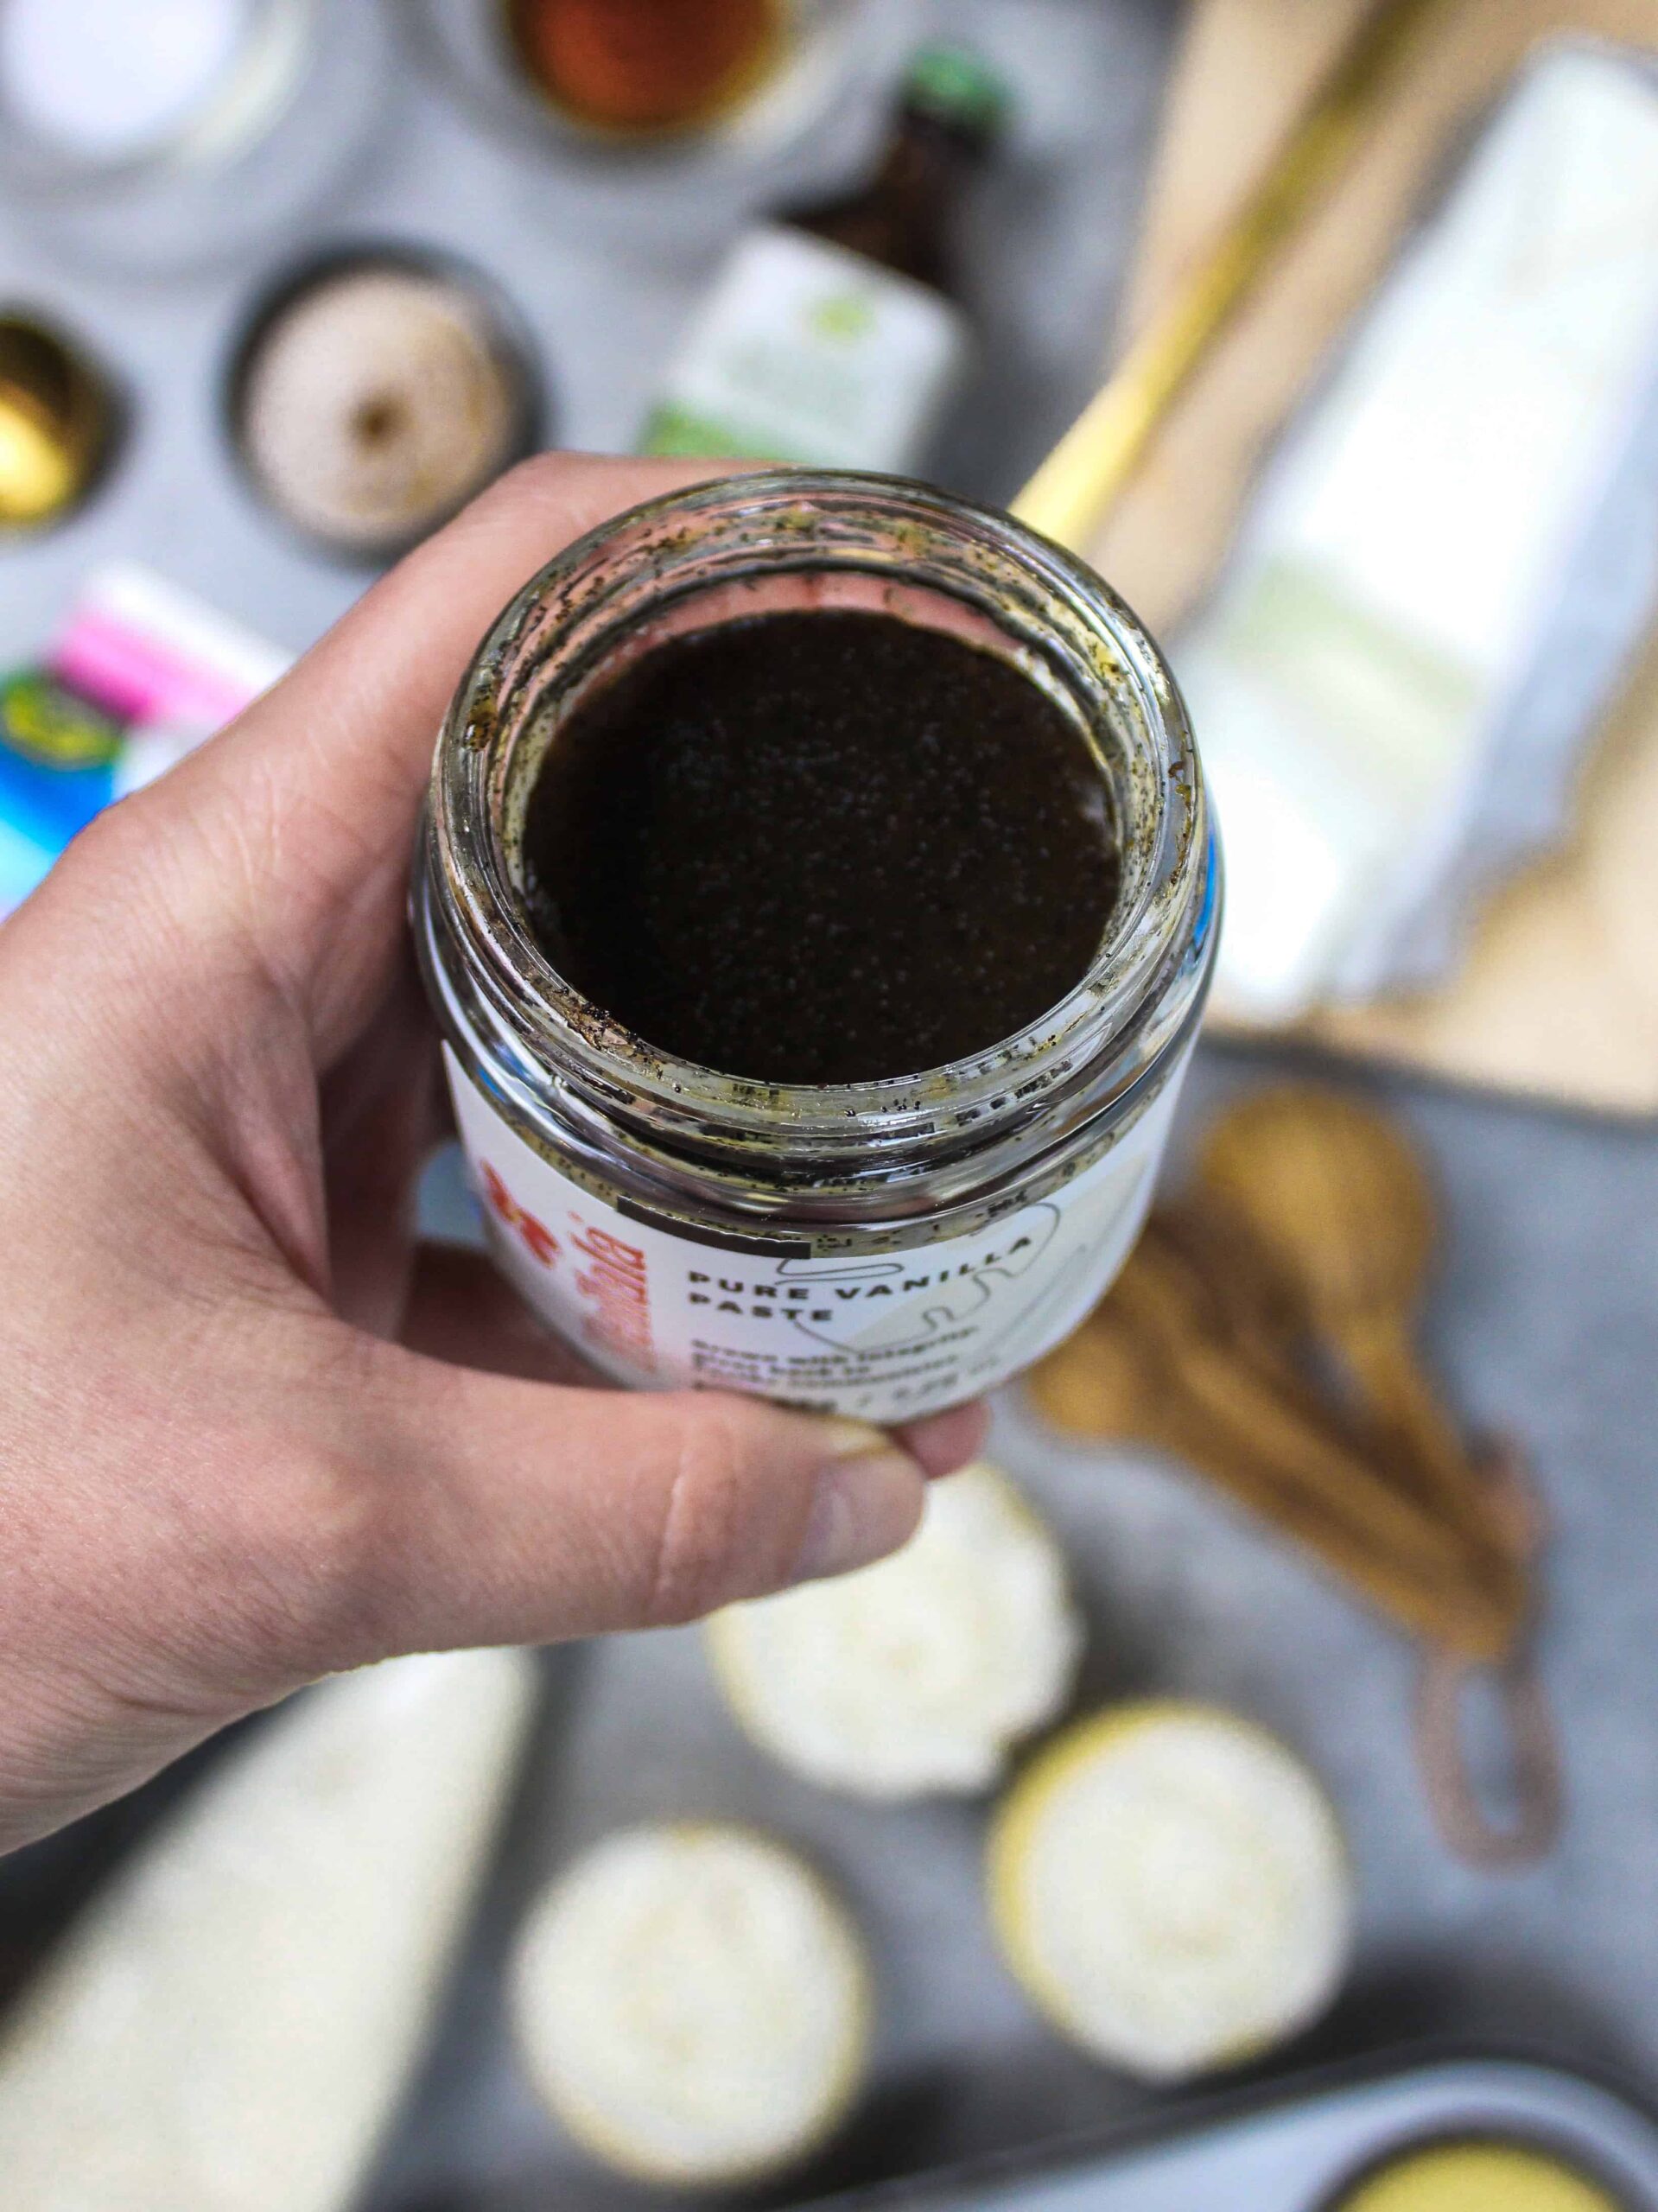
1089 0 1658 1115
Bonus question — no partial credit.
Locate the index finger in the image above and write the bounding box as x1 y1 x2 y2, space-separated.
181 454 730 1058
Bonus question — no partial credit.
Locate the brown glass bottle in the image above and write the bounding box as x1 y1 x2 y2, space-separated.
784 43 1007 296
639 46 1007 472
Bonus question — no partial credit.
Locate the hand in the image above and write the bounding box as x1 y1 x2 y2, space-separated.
0 455 986 1855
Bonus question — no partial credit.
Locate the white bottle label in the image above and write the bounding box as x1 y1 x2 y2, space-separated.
445 1044 1191 1424
641 225 971 474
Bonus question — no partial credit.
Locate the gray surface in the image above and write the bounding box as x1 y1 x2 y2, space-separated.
5 0 1658 2206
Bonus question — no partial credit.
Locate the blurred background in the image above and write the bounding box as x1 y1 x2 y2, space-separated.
3 3 1658 2209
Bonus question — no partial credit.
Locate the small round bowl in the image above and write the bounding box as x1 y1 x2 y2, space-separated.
0 0 394 273
0 312 122 531
225 240 547 569
407 0 904 210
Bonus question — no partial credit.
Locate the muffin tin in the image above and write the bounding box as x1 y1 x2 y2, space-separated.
16 6 1657 2212
822 2056 1658 2212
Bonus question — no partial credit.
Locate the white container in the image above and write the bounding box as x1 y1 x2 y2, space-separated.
0 0 391 270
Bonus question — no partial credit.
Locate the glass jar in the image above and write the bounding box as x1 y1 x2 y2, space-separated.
416 471 1219 1423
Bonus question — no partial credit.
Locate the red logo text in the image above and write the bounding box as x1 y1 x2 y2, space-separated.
480 1162 560 1268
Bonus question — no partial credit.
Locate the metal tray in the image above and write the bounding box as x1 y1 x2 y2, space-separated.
370 2040 1658 2212
817 2056 1658 2212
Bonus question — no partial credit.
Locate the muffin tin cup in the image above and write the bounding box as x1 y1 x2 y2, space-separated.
409 0 896 178
223 240 546 568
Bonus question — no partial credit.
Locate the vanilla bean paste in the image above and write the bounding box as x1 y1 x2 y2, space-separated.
521 608 1122 1086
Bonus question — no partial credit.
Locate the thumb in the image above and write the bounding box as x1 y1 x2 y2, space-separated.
314 1338 928 1665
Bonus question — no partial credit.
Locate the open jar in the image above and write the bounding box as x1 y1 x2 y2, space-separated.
416 471 1219 1422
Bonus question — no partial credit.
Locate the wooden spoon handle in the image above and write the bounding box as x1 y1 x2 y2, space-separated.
1340 1315 1525 1588
1413 1640 1563 1866
1028 1227 1526 1660
1173 1338 1490 1583
1185 1448 1512 1656
1144 1388 1520 1662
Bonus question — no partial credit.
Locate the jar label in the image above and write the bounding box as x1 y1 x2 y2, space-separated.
444 1045 1190 1422
638 226 970 474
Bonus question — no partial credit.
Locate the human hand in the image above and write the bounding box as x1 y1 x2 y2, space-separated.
0 455 986 1855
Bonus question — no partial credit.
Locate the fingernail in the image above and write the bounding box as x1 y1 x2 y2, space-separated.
897 1400 991 1480
815 1419 900 1461
793 1437 924 1586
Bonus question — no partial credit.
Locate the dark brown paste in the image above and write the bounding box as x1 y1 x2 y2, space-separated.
520 607 1121 1085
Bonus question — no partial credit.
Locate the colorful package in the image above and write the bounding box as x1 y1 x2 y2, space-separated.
0 563 288 917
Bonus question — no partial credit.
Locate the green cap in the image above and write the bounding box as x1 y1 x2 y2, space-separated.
901 42 1010 141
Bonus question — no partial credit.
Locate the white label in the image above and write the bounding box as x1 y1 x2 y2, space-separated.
446 1046 1191 1424
641 226 971 475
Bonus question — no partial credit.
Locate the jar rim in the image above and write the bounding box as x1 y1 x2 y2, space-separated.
427 469 1215 1178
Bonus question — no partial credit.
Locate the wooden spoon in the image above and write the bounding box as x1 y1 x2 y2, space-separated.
1029 1216 1520 1661
1195 1087 1523 1604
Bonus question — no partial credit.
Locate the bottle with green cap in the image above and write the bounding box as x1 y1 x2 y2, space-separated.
639 43 1009 473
